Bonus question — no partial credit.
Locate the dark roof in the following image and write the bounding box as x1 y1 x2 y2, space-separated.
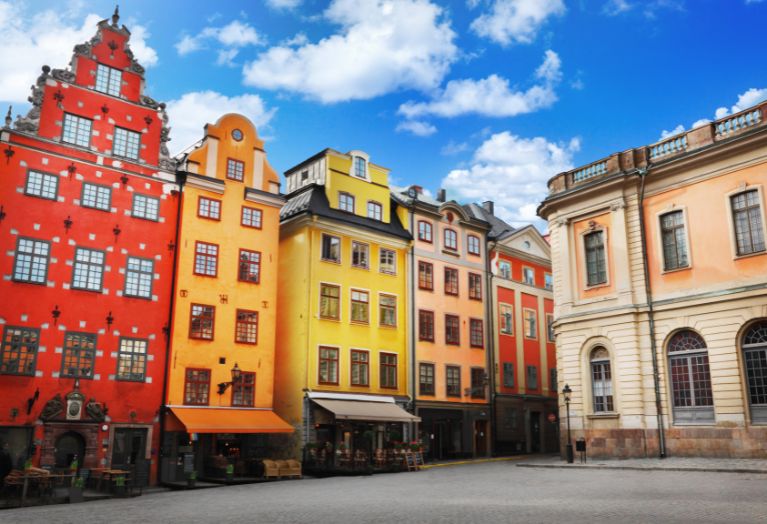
464 203 515 241
281 184 412 240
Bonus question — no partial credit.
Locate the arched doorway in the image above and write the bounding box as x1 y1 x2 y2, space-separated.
742 321 767 424
54 431 85 468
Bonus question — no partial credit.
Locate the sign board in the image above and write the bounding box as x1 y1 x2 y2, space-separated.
183 454 195 474
547 413 557 423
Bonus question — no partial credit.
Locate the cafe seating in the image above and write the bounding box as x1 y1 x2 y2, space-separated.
262 459 280 479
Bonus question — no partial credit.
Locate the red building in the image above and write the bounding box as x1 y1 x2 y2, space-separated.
470 203 558 454
0 10 177 485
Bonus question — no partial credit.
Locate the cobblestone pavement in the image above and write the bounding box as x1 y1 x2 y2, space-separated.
2 461 766 524
517 454 767 473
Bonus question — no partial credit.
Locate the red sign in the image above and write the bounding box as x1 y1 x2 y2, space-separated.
547 413 557 423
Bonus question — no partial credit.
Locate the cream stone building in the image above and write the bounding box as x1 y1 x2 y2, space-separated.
539 100 767 458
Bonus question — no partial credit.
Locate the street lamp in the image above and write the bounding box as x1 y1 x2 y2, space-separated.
562 384 573 463
217 363 242 395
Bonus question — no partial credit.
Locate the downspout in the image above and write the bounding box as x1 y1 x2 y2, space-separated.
158 164 187 484
636 166 667 458
485 240 497 457
408 205 417 441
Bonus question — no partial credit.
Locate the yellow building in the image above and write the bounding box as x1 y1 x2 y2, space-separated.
161 114 292 483
275 149 417 467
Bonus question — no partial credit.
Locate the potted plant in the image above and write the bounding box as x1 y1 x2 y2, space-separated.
186 470 196 488
69 475 84 503
113 473 127 497
225 463 234 482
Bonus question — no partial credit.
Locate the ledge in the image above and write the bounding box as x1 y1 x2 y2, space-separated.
587 413 620 420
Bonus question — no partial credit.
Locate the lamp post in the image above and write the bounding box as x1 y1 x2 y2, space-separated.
562 383 573 463
217 363 242 395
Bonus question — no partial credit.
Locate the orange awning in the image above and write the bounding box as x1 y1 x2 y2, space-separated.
168 407 294 434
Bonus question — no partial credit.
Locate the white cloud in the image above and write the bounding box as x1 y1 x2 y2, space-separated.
715 87 767 118
395 120 437 137
175 20 264 62
659 124 684 139
470 0 565 46
398 50 561 119
603 0 684 19
165 91 277 154
242 0 458 103
266 0 302 9
603 0 633 16
0 3 158 104
441 131 579 228
440 140 470 155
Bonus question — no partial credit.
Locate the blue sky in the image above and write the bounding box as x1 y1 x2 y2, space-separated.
2 0 766 230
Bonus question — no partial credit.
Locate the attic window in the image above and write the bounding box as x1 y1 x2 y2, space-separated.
301 170 309 182
95 64 121 97
353 157 367 179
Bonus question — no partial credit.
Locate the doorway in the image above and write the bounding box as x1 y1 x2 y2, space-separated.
529 412 541 453
54 431 85 468
474 420 488 457
111 428 147 469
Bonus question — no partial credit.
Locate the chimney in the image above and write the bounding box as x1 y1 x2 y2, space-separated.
437 188 446 203
482 200 494 215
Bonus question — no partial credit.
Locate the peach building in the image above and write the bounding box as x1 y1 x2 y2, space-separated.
539 100 767 458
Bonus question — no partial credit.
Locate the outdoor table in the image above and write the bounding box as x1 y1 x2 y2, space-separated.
93 468 131 492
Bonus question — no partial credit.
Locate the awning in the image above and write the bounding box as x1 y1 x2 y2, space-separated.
312 399 420 423
167 408 294 434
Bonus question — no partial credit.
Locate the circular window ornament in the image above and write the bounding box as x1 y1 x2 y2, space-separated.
232 129 244 141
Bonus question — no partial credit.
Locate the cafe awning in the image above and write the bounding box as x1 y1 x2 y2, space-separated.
312 399 421 423
167 407 294 434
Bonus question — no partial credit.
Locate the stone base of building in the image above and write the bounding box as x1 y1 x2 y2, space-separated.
563 426 767 459
495 395 558 455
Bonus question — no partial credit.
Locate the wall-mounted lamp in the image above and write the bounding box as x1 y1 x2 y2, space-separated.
217 363 242 395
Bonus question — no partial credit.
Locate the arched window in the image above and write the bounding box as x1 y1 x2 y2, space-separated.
668 330 714 424
742 321 767 424
590 347 613 412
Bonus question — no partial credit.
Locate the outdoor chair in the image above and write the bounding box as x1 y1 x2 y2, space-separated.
262 459 280 479
282 460 302 478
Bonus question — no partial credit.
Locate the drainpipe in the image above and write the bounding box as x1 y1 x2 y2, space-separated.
158 164 187 484
636 166 667 458
485 240 497 457
408 205 417 441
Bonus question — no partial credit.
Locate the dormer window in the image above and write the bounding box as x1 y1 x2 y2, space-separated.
353 157 367 179
95 64 122 97
339 192 355 213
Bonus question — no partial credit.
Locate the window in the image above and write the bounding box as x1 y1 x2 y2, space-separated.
418 221 433 243
585 230 607 286
471 368 486 399
194 242 218 277
184 368 210 405
350 289 369 323
319 284 340 320
659 210 689 270
469 273 482 300
503 363 514 388
116 338 147 382
351 241 369 269
419 310 434 342
418 261 433 290
499 260 511 279
444 267 459 296
198 197 221 220
25 170 58 200
72 247 105 292
124 256 153 298
95 63 121 96
113 127 140 160
351 350 369 386
82 183 111 211
62 113 92 147
668 330 714 424
742 321 767 424
470 319 484 348
13 238 49 284
132 194 159 221
238 249 260 283
523 267 535 285
446 366 461 397
380 353 397 389
367 201 383 221
419 363 435 395
550 368 558 392
499 304 513 335
526 365 538 390
544 273 553 290
241 206 262 229
445 315 460 345
523 309 537 339
353 157 366 179
321 234 341 263
319 346 339 384
533 314 548 344
226 159 244 181
189 304 215 340
235 310 258 344
590 347 614 412
379 248 396 274
339 192 355 213
444 229 458 251
61 332 96 379
379 294 397 327
232 372 255 407
731 189 765 255
467 235 480 255
0 327 39 376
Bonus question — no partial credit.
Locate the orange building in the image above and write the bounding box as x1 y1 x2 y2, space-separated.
161 114 292 483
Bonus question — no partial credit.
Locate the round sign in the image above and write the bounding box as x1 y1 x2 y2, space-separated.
547 412 557 423
232 128 243 141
